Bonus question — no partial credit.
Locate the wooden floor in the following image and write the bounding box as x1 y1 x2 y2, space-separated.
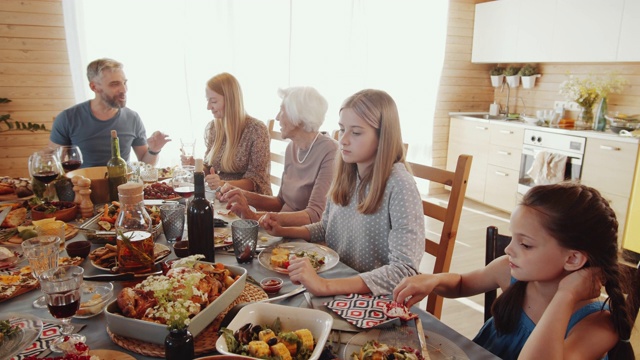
417 194 511 339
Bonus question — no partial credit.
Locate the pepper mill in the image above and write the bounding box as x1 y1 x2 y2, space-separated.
72 175 84 206
78 177 94 218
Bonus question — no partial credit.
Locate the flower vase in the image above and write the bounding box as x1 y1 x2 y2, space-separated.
165 328 194 360
577 105 594 128
593 97 607 131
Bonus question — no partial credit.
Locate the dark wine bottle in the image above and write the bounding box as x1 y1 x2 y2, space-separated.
107 130 128 202
187 159 214 262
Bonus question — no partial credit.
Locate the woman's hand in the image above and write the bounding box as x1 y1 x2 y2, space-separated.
221 186 256 220
180 155 195 166
259 213 282 235
204 167 222 190
393 274 439 309
557 267 603 303
287 256 327 294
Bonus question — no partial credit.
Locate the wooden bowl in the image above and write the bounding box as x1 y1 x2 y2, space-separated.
31 202 78 222
66 166 110 204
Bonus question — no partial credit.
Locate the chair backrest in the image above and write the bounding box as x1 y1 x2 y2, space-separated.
267 119 288 189
408 154 472 319
484 225 512 322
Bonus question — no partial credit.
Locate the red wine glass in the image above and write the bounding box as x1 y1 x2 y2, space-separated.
28 151 62 200
38 265 86 352
172 167 195 203
57 145 83 172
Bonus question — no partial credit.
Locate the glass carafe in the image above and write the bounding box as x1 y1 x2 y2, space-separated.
114 182 154 273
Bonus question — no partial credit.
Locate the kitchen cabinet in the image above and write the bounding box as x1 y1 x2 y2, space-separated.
623 156 640 254
581 137 638 245
618 0 640 61
484 124 524 212
447 117 490 202
472 0 631 63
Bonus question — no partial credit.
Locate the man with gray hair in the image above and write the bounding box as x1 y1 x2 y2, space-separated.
50 58 170 167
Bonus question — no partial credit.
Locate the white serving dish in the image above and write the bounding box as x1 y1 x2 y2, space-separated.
105 262 247 344
216 303 333 360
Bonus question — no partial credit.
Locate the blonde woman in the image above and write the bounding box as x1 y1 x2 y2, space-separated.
262 89 424 296
202 73 271 195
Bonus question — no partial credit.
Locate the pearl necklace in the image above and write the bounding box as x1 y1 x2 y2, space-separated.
297 132 321 163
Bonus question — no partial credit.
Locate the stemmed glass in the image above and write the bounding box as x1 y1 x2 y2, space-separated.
180 138 196 171
56 145 83 172
39 265 86 352
21 236 60 309
172 167 195 204
29 151 62 200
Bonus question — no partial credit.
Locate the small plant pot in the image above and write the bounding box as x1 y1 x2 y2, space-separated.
506 75 520 88
521 74 540 89
490 75 504 88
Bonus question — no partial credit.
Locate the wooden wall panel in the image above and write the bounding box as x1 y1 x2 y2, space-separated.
0 0 73 178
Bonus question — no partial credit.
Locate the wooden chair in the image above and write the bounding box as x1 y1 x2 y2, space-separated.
267 119 288 189
484 225 512 322
408 154 472 319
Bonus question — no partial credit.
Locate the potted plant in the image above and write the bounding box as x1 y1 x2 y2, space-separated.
504 65 521 87
519 64 541 89
490 65 505 88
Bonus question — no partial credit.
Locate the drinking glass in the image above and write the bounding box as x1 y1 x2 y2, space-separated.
231 219 259 263
172 167 195 205
39 265 85 352
180 139 196 171
160 203 186 242
57 145 83 172
29 151 62 200
21 236 60 308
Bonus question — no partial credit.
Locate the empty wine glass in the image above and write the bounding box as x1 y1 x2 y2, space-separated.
29 151 62 200
21 236 60 308
57 145 83 172
180 139 196 171
39 265 86 352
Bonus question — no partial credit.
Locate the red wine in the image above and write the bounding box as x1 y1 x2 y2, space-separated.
187 160 214 262
62 160 82 172
174 186 195 198
33 171 59 184
47 290 80 319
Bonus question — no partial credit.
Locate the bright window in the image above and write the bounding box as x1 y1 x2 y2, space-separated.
63 0 448 167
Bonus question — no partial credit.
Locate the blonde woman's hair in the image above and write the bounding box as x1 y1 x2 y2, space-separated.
330 89 408 214
205 73 247 172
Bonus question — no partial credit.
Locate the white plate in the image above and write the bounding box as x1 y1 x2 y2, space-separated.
343 327 469 360
0 312 43 360
258 243 339 274
216 303 333 360
90 243 171 271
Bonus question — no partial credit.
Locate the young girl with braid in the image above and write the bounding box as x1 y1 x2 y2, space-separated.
393 182 636 360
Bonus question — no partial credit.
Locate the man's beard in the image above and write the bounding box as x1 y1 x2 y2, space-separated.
102 92 126 109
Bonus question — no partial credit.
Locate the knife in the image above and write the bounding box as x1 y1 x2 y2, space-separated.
84 270 162 281
0 206 11 225
415 317 431 360
258 286 305 303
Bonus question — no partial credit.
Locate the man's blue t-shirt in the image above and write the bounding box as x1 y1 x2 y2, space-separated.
50 101 147 167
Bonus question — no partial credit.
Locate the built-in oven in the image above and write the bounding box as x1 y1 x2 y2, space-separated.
518 129 586 195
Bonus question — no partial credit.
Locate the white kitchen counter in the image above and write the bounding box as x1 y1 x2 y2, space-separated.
449 112 640 144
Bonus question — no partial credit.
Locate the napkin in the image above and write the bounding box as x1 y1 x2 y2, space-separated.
324 294 399 329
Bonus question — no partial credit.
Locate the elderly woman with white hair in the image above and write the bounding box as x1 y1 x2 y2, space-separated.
219 86 338 227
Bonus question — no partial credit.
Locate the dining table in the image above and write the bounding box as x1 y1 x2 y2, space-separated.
1 200 500 360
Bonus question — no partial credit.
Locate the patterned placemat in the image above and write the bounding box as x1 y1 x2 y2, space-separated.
13 322 86 360
108 283 268 358
325 294 399 329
